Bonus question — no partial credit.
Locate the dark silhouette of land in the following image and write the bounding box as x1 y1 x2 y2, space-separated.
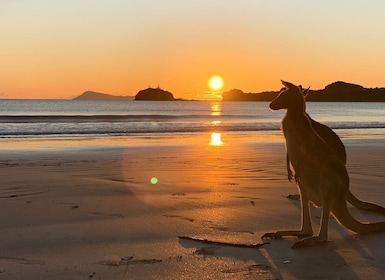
73 88 175 101
73 81 385 102
222 81 385 102
73 91 134 101
134 87 175 101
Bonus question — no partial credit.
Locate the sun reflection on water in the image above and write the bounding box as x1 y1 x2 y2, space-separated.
210 132 224 146
210 102 221 116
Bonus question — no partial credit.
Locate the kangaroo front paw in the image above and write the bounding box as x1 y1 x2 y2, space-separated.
262 230 313 239
262 232 283 239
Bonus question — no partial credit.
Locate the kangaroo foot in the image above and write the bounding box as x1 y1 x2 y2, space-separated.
292 236 327 249
262 230 313 239
262 232 283 239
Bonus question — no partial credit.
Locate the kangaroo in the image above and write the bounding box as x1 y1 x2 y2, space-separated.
287 86 385 214
263 80 385 248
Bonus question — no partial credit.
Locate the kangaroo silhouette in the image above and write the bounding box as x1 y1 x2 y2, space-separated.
263 80 385 248
289 86 385 214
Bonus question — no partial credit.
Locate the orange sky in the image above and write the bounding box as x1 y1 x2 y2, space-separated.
1 1 385 100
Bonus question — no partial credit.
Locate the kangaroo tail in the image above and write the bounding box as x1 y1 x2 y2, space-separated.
346 190 385 214
332 197 385 234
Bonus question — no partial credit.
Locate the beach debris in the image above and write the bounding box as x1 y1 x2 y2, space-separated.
283 260 292 264
178 236 270 248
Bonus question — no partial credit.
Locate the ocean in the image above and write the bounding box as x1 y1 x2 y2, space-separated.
1 99 385 140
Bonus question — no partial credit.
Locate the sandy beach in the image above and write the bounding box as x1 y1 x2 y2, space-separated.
0 134 384 279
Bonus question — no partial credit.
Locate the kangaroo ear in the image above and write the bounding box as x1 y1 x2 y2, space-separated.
281 80 296 89
302 86 310 97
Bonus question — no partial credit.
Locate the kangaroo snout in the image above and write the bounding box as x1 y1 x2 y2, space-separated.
269 101 280 110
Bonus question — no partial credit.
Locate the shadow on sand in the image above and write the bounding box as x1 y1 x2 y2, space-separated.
178 229 385 279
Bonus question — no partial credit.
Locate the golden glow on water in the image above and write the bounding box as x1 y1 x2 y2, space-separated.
210 132 224 146
210 102 223 145
210 102 221 116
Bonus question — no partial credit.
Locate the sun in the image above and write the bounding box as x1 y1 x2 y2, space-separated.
208 75 224 91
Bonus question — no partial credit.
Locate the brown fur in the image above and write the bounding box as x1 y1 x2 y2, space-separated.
288 87 385 214
263 80 385 248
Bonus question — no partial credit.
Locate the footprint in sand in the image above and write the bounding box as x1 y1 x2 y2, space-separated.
96 256 162 266
0 187 45 199
210 226 254 235
88 212 125 218
163 214 195 222
0 257 44 265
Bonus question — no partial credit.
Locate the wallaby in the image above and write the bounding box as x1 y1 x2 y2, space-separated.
287 86 385 214
263 80 385 248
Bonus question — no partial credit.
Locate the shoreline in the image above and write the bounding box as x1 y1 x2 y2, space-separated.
0 135 384 279
1 128 385 150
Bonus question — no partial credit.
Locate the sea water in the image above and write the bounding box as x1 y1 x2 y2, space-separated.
0 99 384 139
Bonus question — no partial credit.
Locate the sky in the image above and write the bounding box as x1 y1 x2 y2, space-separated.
1 0 385 100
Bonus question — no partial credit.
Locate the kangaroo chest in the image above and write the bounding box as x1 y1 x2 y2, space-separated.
282 115 325 204
282 115 318 171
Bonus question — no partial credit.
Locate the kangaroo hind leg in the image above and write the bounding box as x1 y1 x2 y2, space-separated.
291 178 340 249
292 201 331 248
262 186 313 239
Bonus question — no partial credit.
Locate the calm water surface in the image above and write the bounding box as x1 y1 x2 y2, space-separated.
0 100 384 139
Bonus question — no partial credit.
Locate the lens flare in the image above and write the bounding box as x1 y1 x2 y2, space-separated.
150 177 158 184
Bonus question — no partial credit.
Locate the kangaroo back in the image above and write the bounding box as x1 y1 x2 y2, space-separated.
309 118 346 164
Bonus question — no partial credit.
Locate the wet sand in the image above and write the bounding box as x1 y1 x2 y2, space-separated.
0 135 384 279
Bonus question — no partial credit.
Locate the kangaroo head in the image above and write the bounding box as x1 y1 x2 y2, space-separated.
270 80 307 111
299 85 310 98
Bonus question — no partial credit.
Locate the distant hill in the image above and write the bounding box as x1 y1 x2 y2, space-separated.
222 81 385 102
73 91 134 100
306 81 385 101
222 89 277 102
135 87 175 101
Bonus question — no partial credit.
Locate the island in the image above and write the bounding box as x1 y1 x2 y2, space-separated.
73 91 134 101
222 81 385 102
134 87 175 101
